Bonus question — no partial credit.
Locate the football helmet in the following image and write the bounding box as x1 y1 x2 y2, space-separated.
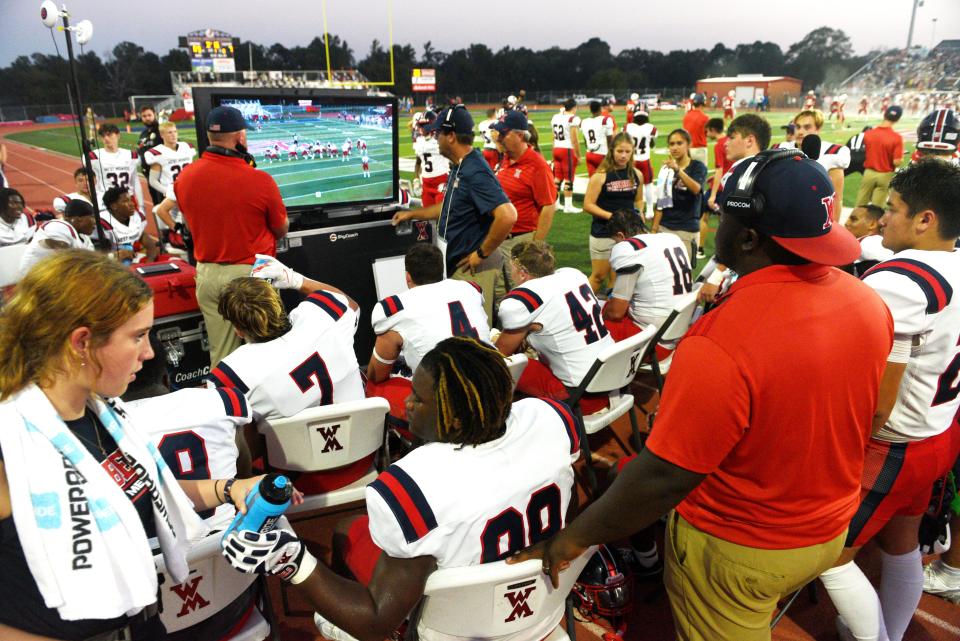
917 108 959 153
571 545 634 619
630 92 639 102
728 89 736 98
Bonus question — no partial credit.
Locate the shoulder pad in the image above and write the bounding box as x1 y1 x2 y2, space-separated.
863 258 953 313
369 465 437 543
378 295 404 318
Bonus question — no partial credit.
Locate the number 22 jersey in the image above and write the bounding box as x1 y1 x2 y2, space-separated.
206 290 364 420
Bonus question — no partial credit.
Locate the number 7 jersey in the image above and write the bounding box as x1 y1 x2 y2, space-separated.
499 267 614 387
206 290 364 420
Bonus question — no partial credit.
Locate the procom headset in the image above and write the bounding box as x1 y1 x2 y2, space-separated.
203 143 257 168
721 147 805 221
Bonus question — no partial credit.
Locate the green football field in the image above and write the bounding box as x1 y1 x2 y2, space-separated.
5 106 921 276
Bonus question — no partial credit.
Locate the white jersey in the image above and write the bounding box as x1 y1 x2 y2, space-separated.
99 208 147 247
581 115 615 154
19 219 94 277
862 249 960 442
372 279 491 372
625 122 657 162
816 140 851 173
413 136 450 179
127 387 252 528
86 147 143 208
477 119 497 150
144 142 195 190
550 112 581 150
856 234 894 266
367 399 579 641
0 211 36 247
609 233 693 327
207 290 364 421
52 191 98 215
499 268 614 387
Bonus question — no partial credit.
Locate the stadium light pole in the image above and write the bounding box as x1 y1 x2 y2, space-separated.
40 1 109 248
906 0 921 49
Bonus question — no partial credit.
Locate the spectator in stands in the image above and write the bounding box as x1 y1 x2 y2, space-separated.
0 187 35 247
491 110 557 292
856 105 904 208
652 129 707 260
583 132 644 294
174 106 288 366
136 105 163 206
392 105 517 322
681 94 709 166
19 199 96 277
514 154 893 641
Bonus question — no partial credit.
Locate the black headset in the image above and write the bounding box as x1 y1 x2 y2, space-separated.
204 143 257 168
722 147 802 219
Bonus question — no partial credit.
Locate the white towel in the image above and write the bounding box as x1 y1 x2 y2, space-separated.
0 385 208 620
656 165 675 210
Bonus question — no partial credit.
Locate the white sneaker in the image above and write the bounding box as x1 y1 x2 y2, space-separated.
923 561 960 603
564 206 582 214
314 613 360 641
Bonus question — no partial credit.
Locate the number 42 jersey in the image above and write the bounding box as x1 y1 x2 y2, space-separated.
206 290 364 420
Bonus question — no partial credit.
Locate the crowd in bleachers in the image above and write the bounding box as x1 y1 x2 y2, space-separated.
841 43 960 95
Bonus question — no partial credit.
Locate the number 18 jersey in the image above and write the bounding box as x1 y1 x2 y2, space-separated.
609 233 692 327
206 290 364 420
499 268 614 387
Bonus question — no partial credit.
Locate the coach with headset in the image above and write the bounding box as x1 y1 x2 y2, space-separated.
174 106 288 366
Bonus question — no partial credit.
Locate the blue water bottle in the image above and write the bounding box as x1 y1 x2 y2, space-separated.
119 242 134 266
222 474 293 542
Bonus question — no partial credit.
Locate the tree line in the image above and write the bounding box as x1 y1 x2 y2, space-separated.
0 27 873 106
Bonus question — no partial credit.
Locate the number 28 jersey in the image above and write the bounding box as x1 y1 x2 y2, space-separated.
609 233 693 327
499 268 614 387
862 249 960 442
372 279 491 372
206 290 364 420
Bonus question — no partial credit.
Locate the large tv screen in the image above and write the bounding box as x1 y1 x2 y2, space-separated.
192 88 398 211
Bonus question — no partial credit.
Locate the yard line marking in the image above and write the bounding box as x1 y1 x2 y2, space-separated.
915 608 960 636
5 161 66 191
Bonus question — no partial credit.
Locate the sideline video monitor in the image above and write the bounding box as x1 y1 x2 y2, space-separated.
192 87 398 211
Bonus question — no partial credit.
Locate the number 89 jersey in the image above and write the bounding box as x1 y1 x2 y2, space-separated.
609 233 693 328
206 290 364 421
499 268 614 387
862 249 960 442
367 397 581 568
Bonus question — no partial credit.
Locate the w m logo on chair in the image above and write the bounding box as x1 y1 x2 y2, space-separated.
170 576 211 617
503 580 537 622
316 424 343 453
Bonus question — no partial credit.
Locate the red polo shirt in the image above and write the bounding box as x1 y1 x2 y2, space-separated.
174 151 287 264
682 109 709 148
496 146 557 234
713 136 733 174
646 264 893 549
863 126 904 173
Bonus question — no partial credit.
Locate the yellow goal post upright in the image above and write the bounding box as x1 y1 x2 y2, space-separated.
322 0 395 88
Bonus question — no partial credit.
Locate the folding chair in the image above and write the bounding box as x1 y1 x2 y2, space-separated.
154 532 273 641
257 396 389 514
641 287 703 392
412 546 597 641
566 325 658 493
0 243 27 287
504 353 529 392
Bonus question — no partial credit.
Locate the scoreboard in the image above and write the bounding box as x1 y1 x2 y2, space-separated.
178 29 240 73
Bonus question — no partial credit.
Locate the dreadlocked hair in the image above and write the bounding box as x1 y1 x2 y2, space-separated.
419 337 513 446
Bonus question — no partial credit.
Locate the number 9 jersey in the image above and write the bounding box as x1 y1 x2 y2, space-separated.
206 289 365 420
499 267 613 387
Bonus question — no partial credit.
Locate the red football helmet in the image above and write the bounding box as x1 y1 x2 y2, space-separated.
571 545 634 620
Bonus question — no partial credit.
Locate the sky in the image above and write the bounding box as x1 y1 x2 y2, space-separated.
1 0 958 68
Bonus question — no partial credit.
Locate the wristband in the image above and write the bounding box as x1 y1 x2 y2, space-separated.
372 348 397 365
222 478 237 505
476 246 489 260
289 548 319 585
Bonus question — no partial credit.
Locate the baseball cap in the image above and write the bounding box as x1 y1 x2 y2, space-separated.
884 105 903 122
491 110 528 135
781 123 796 134
423 105 474 135
206 106 247 133
719 153 860 266
692 93 705 106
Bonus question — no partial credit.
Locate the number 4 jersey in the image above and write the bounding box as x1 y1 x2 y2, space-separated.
609 233 693 328
206 289 364 420
367 397 580 568
862 249 960 442
499 268 614 387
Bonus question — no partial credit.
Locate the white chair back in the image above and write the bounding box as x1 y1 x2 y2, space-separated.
584 325 658 394
259 397 389 472
504 353 528 391
0 243 27 287
417 546 597 640
658 286 703 342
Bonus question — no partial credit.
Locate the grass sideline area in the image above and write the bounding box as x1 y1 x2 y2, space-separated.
7 107 919 277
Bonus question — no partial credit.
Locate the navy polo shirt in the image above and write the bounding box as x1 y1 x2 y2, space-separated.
437 148 510 273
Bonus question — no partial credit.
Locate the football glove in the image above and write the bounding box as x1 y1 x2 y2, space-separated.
251 254 304 290
222 527 318 584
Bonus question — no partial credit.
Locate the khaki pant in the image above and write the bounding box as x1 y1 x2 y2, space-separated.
451 252 504 326
664 512 846 641
856 169 894 208
195 262 252 366
659 226 699 261
498 231 535 294
690 147 709 167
